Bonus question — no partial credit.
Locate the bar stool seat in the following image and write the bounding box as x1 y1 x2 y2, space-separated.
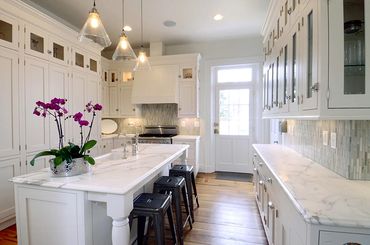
130 193 177 245
169 165 200 221
153 176 193 245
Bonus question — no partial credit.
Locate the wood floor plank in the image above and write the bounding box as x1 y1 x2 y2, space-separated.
0 173 267 245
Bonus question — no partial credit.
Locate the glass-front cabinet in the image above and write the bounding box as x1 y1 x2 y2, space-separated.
0 11 19 50
329 0 370 108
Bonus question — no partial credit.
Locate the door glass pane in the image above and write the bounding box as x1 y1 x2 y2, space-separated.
292 33 297 102
30 33 44 53
75 52 84 68
0 20 12 43
343 0 365 94
217 68 252 83
90 59 97 72
307 11 313 98
284 45 288 104
219 89 250 136
53 43 64 61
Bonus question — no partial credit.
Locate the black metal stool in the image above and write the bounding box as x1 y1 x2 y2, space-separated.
153 176 193 245
169 165 199 221
129 193 177 245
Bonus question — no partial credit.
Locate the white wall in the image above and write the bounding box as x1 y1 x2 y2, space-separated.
165 37 269 173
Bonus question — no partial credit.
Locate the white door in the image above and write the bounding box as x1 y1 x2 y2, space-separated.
49 64 69 148
24 56 49 153
70 72 86 146
214 65 256 173
0 47 20 158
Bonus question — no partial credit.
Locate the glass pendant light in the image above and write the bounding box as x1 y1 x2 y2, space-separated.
78 0 111 48
112 0 137 61
134 0 151 71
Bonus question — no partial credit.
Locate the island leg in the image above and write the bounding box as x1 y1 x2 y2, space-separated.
106 194 134 245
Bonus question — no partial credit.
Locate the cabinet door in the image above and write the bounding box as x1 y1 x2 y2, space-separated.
70 72 86 145
287 19 301 113
25 24 49 60
49 64 69 148
25 154 48 174
319 231 370 245
0 10 19 50
178 81 197 117
300 0 319 111
109 70 120 84
109 86 119 116
49 35 69 66
179 65 195 81
328 0 370 108
119 86 137 117
24 56 49 153
0 47 20 158
0 158 20 223
281 45 290 113
102 84 110 117
88 56 99 75
72 48 86 72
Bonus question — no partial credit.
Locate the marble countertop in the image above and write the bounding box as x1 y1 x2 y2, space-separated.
11 144 188 195
172 135 200 140
253 144 370 229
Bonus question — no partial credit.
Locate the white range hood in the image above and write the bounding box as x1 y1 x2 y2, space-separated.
131 64 180 104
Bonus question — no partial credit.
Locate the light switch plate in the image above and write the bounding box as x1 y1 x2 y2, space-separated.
323 131 329 146
330 132 337 149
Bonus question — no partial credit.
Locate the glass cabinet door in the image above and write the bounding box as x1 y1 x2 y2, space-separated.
329 0 370 108
0 11 18 50
300 0 318 111
25 24 49 60
288 19 301 113
49 36 69 66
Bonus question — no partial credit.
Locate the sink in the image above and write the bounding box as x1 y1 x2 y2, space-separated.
95 151 127 163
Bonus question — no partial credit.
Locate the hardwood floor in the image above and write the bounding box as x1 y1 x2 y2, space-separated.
0 173 267 245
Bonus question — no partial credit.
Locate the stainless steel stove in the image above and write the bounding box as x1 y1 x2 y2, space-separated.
137 126 178 144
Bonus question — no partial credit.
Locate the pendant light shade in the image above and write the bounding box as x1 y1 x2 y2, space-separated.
78 1 111 48
112 0 137 61
134 0 151 71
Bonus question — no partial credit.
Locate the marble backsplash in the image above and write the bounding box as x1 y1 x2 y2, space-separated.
115 104 200 135
282 120 370 180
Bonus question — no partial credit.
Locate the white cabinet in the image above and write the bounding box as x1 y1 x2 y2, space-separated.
172 136 200 176
0 10 19 51
49 64 69 148
178 81 198 117
0 157 20 228
24 56 49 153
119 85 141 118
108 86 119 116
319 231 370 245
69 71 86 145
100 138 113 155
0 47 20 158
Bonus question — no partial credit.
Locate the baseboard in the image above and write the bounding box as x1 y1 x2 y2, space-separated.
0 217 16 231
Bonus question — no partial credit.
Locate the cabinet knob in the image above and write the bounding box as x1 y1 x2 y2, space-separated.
179 108 182 111
268 201 275 209
116 109 119 112
311 83 319 92
258 162 263 166
47 50 52 54
287 7 292 15
132 108 136 112
267 178 272 184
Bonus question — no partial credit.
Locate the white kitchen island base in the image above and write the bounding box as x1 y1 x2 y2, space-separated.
12 144 188 245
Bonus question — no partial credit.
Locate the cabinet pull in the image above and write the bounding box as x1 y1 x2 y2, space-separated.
268 201 275 209
116 109 119 112
311 83 319 92
267 178 272 184
47 50 52 54
259 180 264 185
258 162 263 167
287 7 292 15
253 168 257 172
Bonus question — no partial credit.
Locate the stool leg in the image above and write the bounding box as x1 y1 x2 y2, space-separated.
137 216 146 245
191 172 200 208
186 175 195 221
173 190 184 245
153 214 165 245
181 186 193 228
167 204 178 245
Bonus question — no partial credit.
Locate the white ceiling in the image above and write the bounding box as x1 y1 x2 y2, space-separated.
23 0 269 50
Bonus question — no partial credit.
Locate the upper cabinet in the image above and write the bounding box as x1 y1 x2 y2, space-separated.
72 47 100 75
262 0 370 119
0 10 19 51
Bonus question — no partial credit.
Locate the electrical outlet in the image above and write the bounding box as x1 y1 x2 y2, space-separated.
323 131 328 146
330 132 337 149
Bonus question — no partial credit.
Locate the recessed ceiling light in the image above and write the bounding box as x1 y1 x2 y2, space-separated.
163 20 177 27
214 14 224 21
124 25 132 31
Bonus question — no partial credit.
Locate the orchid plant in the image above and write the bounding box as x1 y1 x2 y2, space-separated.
30 98 102 167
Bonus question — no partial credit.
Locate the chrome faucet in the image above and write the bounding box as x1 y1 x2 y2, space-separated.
132 133 139 156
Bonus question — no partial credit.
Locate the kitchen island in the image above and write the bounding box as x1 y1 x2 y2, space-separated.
11 144 189 245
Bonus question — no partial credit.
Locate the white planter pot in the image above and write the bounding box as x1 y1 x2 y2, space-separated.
49 157 91 177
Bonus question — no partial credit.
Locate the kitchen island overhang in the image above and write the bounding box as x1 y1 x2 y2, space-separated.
11 144 189 245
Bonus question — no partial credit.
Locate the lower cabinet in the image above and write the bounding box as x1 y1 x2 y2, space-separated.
100 138 114 155
0 157 20 230
172 137 200 176
253 150 370 245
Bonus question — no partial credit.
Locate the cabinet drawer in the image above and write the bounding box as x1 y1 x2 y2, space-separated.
319 231 370 245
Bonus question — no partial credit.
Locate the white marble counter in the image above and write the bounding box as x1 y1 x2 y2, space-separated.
173 135 200 140
253 144 370 229
11 144 188 195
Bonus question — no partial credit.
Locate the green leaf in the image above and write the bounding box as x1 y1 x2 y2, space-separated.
81 140 97 154
84 156 95 165
53 156 64 166
30 151 57 166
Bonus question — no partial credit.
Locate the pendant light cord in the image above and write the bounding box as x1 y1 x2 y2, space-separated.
93 0 96 8
122 0 125 30
140 0 143 47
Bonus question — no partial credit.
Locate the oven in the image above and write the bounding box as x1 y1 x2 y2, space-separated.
136 126 178 144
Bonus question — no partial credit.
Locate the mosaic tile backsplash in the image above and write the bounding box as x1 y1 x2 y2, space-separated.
282 120 370 180
116 104 200 135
